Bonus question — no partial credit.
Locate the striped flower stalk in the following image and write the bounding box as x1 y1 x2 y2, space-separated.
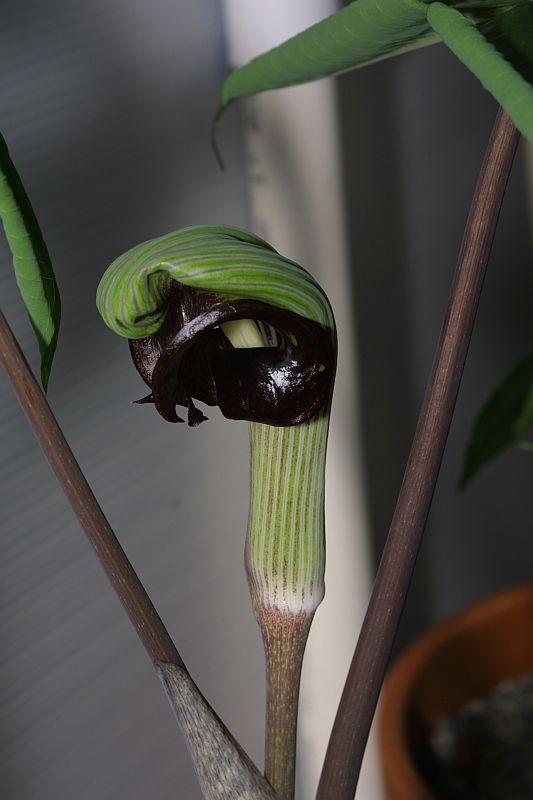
96 225 336 800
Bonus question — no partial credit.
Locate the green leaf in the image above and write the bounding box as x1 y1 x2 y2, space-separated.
217 0 533 142
427 2 533 141
219 0 436 110
460 352 533 488
0 133 61 390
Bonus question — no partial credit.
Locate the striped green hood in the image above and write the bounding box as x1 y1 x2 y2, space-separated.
97 224 336 614
97 225 333 337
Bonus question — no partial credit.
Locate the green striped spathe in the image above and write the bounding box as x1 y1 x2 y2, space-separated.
96 225 335 614
96 225 333 335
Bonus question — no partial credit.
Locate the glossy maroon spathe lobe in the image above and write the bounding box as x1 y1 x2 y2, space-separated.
129 282 335 428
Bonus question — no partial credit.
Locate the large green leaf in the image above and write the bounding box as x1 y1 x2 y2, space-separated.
427 3 533 140
0 133 60 390
219 0 436 109
218 0 533 141
460 352 533 488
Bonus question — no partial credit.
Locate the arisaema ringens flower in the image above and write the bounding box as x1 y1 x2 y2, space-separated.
97 225 336 799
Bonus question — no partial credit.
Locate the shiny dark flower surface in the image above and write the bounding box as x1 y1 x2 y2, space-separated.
129 282 335 427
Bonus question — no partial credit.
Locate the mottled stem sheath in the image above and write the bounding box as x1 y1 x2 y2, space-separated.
317 108 520 800
158 664 277 800
0 309 277 800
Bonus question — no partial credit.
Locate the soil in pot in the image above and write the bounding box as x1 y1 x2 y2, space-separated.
423 672 533 799
380 585 533 800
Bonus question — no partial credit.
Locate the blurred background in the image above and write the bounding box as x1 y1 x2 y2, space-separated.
0 2 531 799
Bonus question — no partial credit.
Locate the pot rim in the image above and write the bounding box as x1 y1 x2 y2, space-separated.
379 583 533 799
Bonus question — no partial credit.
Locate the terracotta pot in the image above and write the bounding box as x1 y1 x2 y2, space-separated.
379 584 533 799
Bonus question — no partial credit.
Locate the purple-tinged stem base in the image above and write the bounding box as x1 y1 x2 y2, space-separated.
259 606 313 800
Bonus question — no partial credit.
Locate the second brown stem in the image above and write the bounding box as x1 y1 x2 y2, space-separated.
317 107 520 800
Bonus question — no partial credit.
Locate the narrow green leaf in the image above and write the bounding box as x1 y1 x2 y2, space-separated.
460 352 533 488
219 0 435 110
217 0 533 142
0 133 61 390
427 3 533 140
479 1 533 86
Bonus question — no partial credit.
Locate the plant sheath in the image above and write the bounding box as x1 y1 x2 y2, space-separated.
317 106 520 800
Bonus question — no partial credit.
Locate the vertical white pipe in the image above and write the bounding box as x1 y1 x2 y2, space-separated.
220 3 384 798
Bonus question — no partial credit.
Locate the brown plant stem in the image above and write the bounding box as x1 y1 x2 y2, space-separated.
260 608 313 800
317 107 520 800
0 308 183 668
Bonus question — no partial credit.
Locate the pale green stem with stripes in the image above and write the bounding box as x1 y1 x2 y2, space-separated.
247 417 328 800
246 418 327 617
225 319 329 800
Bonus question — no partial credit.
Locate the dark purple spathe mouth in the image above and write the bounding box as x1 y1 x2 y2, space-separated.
129 282 335 427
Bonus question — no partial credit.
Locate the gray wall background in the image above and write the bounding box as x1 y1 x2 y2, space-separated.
0 2 532 799
0 3 260 799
